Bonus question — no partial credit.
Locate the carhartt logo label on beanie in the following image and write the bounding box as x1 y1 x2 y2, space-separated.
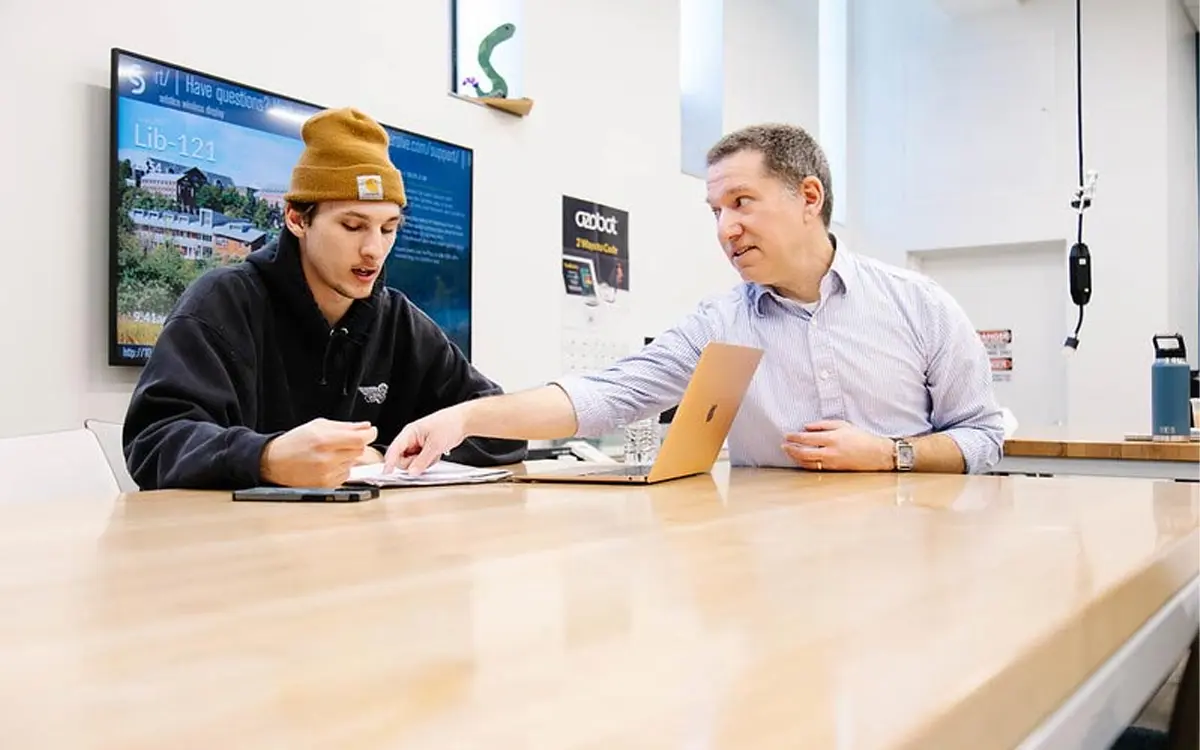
357 175 384 200
284 107 406 206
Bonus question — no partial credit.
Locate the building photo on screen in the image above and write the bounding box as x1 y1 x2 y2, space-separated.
108 48 476 366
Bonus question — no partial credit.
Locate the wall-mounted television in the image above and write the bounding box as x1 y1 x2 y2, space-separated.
108 48 475 366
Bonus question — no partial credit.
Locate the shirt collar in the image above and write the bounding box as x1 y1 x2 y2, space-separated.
750 232 857 316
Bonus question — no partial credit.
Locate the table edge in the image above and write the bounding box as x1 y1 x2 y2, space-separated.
894 528 1200 750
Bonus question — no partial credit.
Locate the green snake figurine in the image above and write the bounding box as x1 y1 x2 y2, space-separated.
466 22 515 99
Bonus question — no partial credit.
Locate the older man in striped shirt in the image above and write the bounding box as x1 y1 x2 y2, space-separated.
386 123 1005 476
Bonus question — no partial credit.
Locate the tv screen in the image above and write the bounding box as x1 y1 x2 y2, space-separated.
108 48 474 366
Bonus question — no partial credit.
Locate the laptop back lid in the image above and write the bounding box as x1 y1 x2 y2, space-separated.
647 342 764 481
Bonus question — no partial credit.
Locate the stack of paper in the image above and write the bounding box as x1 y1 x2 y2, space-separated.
346 460 512 488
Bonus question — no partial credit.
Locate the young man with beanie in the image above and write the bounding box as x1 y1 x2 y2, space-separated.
123 107 526 490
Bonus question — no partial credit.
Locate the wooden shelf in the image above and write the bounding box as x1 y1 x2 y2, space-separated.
450 92 534 117
480 97 534 116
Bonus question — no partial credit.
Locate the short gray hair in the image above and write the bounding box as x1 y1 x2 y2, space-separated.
706 123 833 227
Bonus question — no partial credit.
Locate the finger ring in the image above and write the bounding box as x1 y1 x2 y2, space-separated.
816 460 823 471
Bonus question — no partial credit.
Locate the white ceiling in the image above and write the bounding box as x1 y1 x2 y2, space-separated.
930 0 1024 15
934 0 1196 28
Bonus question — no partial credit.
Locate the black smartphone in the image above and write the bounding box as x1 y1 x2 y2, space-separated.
231 486 379 503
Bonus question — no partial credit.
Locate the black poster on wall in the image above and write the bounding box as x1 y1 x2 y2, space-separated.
561 195 629 292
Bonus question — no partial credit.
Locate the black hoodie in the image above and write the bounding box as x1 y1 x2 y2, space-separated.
122 228 527 490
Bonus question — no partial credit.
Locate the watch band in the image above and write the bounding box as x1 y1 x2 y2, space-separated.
893 438 915 472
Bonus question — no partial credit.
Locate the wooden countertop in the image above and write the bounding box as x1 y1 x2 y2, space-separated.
1004 431 1200 461
0 466 1196 749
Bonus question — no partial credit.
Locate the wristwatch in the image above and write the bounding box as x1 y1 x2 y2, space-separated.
893 438 915 472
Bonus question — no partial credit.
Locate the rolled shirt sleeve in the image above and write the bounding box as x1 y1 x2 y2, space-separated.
552 300 723 438
919 280 1007 473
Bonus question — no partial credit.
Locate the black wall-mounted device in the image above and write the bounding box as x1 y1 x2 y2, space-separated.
1068 242 1091 306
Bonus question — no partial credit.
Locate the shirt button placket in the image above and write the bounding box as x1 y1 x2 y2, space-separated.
809 315 841 420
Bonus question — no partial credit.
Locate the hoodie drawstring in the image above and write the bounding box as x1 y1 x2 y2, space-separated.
319 327 349 388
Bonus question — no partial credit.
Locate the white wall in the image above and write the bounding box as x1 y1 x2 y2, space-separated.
911 241 1070 431
847 0 1199 435
0 0 818 439
724 0 820 134
1168 1 1200 371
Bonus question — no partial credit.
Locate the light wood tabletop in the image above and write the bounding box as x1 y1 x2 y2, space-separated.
1004 431 1200 462
0 466 1196 749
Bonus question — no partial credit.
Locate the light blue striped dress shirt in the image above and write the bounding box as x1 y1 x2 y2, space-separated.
553 240 1006 474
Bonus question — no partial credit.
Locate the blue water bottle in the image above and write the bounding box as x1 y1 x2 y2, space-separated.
1151 333 1191 441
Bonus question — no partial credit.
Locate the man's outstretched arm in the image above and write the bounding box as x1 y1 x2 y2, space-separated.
384 299 726 474
383 384 578 473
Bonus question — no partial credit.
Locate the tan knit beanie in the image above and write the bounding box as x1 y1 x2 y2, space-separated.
284 107 406 207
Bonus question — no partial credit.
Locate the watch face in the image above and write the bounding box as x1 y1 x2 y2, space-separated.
897 442 914 467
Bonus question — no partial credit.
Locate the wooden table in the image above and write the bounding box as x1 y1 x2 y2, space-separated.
0 466 1196 749
996 433 1200 482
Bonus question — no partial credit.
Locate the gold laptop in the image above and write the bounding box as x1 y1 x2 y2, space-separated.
513 341 764 484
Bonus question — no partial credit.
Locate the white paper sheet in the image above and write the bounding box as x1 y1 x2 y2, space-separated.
346 461 512 488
